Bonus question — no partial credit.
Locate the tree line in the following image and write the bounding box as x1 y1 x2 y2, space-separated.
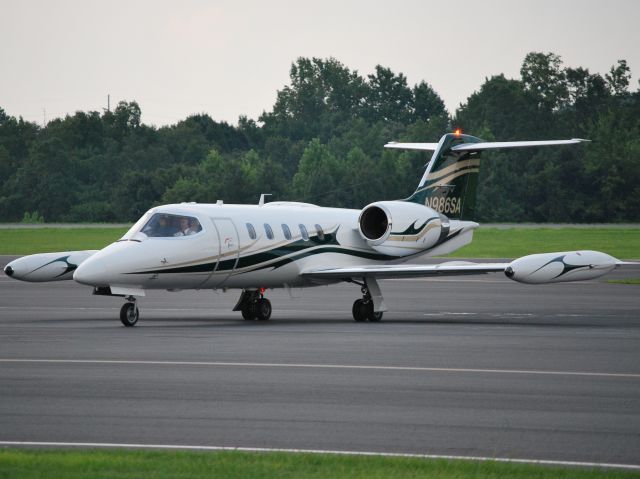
0 53 638 223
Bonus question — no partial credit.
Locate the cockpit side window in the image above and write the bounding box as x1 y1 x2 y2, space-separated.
120 211 153 240
135 213 203 238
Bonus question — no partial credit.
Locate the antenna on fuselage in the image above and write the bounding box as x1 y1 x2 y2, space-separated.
258 193 272 206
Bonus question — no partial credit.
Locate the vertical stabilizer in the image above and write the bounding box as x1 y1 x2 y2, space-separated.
405 133 484 220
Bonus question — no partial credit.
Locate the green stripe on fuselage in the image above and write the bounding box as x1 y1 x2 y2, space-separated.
124 228 462 276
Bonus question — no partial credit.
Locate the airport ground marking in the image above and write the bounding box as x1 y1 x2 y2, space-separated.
0 441 638 471
1 358 639 379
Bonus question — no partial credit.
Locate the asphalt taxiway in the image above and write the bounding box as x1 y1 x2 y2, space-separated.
0 255 639 466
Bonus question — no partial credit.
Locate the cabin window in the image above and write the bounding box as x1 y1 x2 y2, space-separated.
282 224 292 240
299 224 309 241
315 224 325 241
264 223 274 240
246 223 257 240
136 213 202 238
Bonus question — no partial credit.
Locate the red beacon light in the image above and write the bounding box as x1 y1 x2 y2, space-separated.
454 128 462 136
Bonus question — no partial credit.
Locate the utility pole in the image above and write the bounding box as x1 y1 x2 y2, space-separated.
43 108 46 127
107 94 110 112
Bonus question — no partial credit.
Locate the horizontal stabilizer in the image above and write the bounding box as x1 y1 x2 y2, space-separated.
384 138 589 152
450 138 590 152
384 142 439 151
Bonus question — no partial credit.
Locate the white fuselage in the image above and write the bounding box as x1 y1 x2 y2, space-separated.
72 202 476 291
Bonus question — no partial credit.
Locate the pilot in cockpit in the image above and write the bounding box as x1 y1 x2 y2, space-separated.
155 215 174 237
190 218 202 234
174 217 200 236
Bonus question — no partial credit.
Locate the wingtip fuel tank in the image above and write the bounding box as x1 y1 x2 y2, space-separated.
4 251 98 282
505 250 619 284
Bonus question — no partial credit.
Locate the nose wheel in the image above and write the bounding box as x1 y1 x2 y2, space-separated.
120 299 139 327
254 297 272 321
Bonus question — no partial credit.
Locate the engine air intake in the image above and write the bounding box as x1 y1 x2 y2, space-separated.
359 206 388 240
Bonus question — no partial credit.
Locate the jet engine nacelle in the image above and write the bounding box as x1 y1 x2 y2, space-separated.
4 250 98 282
505 250 618 284
358 201 449 257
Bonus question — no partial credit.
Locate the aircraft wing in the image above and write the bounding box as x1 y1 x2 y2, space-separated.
450 139 589 152
302 261 509 280
302 251 632 284
384 142 440 151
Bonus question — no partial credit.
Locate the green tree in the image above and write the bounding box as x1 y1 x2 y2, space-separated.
605 60 631 96
366 65 413 123
292 139 342 205
520 52 569 111
412 81 448 123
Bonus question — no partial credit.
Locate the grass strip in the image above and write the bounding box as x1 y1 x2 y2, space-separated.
447 228 640 259
0 449 638 479
0 228 128 254
0 227 638 259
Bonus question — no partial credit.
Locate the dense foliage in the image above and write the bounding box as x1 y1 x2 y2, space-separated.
1 53 638 223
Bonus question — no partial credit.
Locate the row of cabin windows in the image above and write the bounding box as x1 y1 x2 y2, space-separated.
246 222 324 242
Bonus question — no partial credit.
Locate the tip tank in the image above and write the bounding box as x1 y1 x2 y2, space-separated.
504 250 619 284
4 251 98 282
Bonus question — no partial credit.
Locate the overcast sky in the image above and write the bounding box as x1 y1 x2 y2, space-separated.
2 0 639 127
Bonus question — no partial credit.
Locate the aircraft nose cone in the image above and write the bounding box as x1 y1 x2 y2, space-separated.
4 265 14 277
73 257 108 286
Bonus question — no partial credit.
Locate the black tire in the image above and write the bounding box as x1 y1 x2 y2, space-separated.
241 304 255 320
352 299 367 322
255 298 272 321
120 302 139 327
368 311 383 322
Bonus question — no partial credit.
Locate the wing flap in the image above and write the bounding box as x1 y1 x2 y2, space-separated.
302 261 509 280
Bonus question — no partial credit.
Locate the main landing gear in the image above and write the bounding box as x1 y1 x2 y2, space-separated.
350 278 384 322
120 296 139 327
234 288 272 321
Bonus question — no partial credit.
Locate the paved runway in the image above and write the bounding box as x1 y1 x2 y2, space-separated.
1 255 639 466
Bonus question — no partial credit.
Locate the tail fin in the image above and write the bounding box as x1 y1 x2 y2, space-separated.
385 133 588 221
388 132 484 220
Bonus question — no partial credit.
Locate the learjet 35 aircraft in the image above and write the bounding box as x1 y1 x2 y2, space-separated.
4 131 635 326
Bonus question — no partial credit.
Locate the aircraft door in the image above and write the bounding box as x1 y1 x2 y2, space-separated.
208 218 240 288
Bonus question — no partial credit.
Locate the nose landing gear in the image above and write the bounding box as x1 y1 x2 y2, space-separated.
234 288 272 321
120 297 139 327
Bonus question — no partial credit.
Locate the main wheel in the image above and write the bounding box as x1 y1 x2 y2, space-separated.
255 298 272 321
352 299 367 322
120 302 139 327
241 304 255 320
352 299 383 322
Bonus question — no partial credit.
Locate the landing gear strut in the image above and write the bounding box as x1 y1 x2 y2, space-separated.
234 288 272 321
120 296 139 327
351 279 384 322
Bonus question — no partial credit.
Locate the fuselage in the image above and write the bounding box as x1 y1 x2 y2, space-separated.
73 201 476 291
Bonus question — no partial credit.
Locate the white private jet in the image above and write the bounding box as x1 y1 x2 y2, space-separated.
4 131 633 326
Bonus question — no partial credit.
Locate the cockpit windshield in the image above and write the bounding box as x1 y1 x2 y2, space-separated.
120 212 203 240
